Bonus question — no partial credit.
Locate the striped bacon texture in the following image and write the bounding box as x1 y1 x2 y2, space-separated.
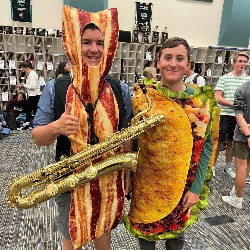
62 5 123 248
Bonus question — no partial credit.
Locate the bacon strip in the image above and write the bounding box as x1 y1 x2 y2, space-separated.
62 5 123 248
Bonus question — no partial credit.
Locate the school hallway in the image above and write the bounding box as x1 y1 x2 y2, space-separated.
0 131 250 250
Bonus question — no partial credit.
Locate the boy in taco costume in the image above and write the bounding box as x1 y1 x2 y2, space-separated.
32 6 132 250
124 37 219 249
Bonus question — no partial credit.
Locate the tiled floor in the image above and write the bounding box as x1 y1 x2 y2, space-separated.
0 131 250 250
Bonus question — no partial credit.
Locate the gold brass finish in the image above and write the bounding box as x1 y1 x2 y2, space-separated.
7 87 164 208
8 153 138 208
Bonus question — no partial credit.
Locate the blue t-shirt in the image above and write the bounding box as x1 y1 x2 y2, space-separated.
33 79 133 129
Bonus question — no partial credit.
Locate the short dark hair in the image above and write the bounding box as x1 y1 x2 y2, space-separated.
82 23 100 34
158 37 190 61
20 61 33 69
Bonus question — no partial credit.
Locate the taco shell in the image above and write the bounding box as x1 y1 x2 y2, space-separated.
130 88 193 223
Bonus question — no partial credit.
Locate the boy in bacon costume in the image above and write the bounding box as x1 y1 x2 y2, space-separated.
32 6 132 250
124 37 219 250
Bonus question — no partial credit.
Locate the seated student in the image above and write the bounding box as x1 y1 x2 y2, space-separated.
184 59 205 87
4 92 27 130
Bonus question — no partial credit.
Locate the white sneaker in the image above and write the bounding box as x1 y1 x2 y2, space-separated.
17 122 30 131
222 195 242 209
224 167 236 179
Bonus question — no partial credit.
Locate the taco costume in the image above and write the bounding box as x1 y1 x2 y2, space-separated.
62 6 126 248
124 84 219 240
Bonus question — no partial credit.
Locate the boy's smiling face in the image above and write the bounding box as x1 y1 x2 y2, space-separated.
157 44 189 86
81 28 104 66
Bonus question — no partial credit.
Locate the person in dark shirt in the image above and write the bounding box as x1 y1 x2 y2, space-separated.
4 92 27 129
54 61 71 78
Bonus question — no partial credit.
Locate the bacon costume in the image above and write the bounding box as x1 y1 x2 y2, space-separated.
62 6 124 248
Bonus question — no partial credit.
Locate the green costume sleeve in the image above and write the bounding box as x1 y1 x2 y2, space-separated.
189 132 213 194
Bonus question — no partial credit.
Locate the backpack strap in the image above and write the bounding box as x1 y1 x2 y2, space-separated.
192 74 200 84
54 76 72 120
105 75 126 130
54 76 72 161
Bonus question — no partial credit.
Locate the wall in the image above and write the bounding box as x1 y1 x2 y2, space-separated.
218 0 250 47
64 0 108 12
0 0 223 46
0 0 63 30
108 0 224 47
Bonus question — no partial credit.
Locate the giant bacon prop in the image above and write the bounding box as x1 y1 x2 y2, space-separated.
63 5 122 247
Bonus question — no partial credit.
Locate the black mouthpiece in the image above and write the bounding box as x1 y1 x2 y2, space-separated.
135 70 147 94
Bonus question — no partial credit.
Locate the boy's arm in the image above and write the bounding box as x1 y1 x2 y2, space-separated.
215 90 233 107
233 87 250 137
214 77 233 107
182 133 213 208
32 104 78 146
235 114 250 148
22 72 38 89
32 80 78 146
235 114 250 137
